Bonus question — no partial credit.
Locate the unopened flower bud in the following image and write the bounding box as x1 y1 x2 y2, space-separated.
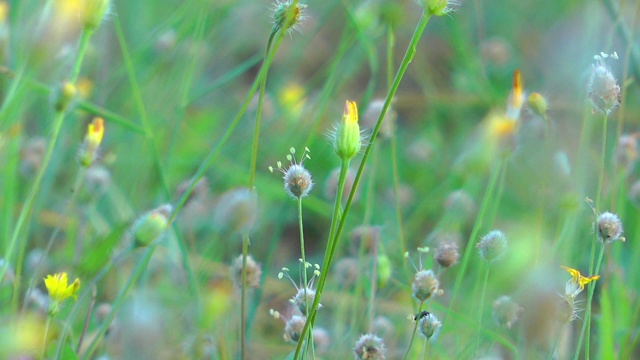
78 117 104 167
528 92 548 118
333 100 361 161
54 82 77 112
477 230 507 262
133 204 172 247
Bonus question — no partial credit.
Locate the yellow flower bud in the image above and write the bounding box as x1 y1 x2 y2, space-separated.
44 272 81 316
133 204 172 247
78 117 104 167
333 100 361 161
528 92 548 118
54 82 77 113
83 0 110 31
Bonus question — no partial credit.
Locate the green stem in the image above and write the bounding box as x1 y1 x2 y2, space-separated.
474 262 491 357
82 245 157 360
402 301 424 360
42 316 52 359
0 26 95 295
574 113 608 360
423 339 430 360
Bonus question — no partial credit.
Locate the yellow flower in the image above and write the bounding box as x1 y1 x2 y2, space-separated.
333 100 361 161
561 266 599 297
44 272 80 315
79 117 105 167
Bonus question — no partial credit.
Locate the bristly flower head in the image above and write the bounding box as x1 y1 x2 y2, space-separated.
406 248 443 301
597 211 624 243
269 309 307 343
561 266 600 298
417 311 442 341
230 254 262 289
279 261 322 315
476 230 507 262
269 147 313 199
434 242 459 269
272 0 307 35
492 295 523 329
44 272 80 316
353 333 386 360
331 100 363 161
418 0 462 16
588 51 621 115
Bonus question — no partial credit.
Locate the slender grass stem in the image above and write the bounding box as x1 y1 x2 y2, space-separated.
474 262 491 357
81 245 157 360
76 285 97 353
423 339 430 360
402 301 425 360
240 235 250 360
294 11 434 359
574 113 608 360
42 316 52 359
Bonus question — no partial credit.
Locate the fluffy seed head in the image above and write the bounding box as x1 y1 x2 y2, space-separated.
434 242 459 268
283 315 306 342
476 230 507 262
271 147 314 199
353 333 386 360
597 211 624 243
230 254 262 289
418 311 442 340
411 269 440 301
588 52 620 115
272 0 307 34
492 296 523 329
292 287 316 315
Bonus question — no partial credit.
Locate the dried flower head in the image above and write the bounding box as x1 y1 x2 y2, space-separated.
230 254 262 289
588 51 621 115
279 262 322 315
353 333 386 360
132 204 172 247
270 147 313 199
434 242 459 268
492 295 523 328
44 272 80 316
272 0 307 34
418 311 442 341
597 211 624 243
476 230 507 262
283 315 306 342
412 269 440 301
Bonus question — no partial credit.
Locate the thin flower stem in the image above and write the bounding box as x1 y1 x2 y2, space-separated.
367 227 380 332
423 339 430 360
298 197 310 315
77 285 97 353
82 245 157 360
402 301 425 360
446 160 504 320
574 113 608 360
42 316 52 359
0 26 95 295
295 10 434 359
474 263 492 357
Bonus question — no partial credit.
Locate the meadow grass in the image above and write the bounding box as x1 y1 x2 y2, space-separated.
0 0 639 359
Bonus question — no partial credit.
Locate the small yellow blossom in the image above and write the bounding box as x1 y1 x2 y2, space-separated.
561 266 599 297
79 117 105 167
44 272 80 315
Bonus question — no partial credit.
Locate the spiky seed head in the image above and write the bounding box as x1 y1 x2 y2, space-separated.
230 254 262 289
434 242 459 268
492 296 523 328
353 333 386 360
597 211 624 243
292 287 316 315
283 315 306 342
284 164 313 198
418 311 442 340
588 52 621 115
476 230 507 262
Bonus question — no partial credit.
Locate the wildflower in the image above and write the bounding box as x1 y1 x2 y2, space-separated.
230 254 262 289
434 242 459 268
492 295 523 328
477 230 507 262
83 0 111 31
588 51 621 115
419 0 461 16
269 147 313 199
332 100 362 161
272 0 307 34
412 269 440 301
269 309 306 343
44 272 80 315
597 211 624 243
561 266 600 298
78 117 105 167
132 204 172 247
353 333 386 360
418 311 442 340
53 81 77 112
